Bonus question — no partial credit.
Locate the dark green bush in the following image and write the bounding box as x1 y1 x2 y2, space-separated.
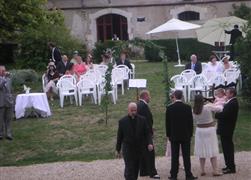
147 38 214 62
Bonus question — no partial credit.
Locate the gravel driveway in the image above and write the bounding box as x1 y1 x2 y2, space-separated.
0 152 250 180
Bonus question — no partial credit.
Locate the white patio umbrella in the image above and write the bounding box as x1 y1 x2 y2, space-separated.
146 18 201 67
196 16 247 46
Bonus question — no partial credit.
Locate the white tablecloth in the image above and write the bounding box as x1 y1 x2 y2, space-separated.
15 93 51 119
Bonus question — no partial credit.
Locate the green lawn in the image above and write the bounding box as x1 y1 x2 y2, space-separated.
0 62 250 166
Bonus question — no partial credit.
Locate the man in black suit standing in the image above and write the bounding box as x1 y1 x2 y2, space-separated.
137 90 160 179
166 90 197 180
56 55 72 77
185 54 202 74
225 25 243 60
215 87 239 174
116 102 153 180
116 51 133 70
48 42 62 65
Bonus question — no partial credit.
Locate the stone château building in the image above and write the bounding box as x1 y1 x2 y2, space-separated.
47 0 251 48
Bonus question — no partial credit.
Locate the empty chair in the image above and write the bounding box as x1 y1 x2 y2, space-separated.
59 74 77 85
112 68 126 95
97 80 116 105
188 74 209 102
96 65 108 78
170 75 188 102
116 64 130 80
77 79 97 106
224 69 239 87
57 78 78 108
181 69 196 85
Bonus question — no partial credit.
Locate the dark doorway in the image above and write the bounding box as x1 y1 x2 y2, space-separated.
97 14 128 42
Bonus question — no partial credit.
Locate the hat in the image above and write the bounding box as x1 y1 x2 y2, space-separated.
47 61 56 69
222 55 230 62
73 50 79 55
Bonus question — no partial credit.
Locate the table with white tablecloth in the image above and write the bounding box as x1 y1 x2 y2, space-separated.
15 93 51 119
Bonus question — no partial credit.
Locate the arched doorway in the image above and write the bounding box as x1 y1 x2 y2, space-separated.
96 14 128 42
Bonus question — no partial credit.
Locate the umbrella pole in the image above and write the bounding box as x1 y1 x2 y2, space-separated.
174 36 184 67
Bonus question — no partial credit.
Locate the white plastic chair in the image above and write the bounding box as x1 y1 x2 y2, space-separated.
170 75 188 102
201 62 208 73
181 69 196 85
42 74 48 93
97 80 116 105
116 65 130 80
112 68 126 95
212 75 226 88
130 63 135 79
188 74 209 102
96 65 108 78
57 78 78 108
224 69 239 86
59 74 77 85
77 79 97 106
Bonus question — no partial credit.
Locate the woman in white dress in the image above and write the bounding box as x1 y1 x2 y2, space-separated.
193 94 222 177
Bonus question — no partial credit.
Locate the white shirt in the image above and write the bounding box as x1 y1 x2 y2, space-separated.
206 62 223 73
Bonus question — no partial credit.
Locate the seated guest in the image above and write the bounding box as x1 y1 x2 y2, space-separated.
45 62 59 101
185 54 202 74
65 62 75 76
206 55 223 73
73 56 87 80
116 51 132 70
222 55 233 71
100 54 110 65
56 55 71 77
70 50 79 64
84 53 94 70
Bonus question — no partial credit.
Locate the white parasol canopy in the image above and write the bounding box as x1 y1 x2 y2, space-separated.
196 16 247 46
146 18 201 66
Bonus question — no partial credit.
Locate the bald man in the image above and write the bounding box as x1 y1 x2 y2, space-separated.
116 102 153 180
185 54 202 74
0 66 14 140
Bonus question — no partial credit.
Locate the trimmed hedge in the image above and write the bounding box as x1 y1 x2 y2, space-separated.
145 38 215 62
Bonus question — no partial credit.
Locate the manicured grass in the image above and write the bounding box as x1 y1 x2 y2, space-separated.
0 62 250 166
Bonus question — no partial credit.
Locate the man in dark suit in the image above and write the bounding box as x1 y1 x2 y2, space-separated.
48 42 62 65
137 90 160 179
166 90 197 180
56 55 72 77
116 51 133 70
0 66 14 141
185 54 202 74
215 87 239 174
116 102 153 180
225 25 243 60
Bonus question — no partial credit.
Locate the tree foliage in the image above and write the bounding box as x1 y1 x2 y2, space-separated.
231 3 251 20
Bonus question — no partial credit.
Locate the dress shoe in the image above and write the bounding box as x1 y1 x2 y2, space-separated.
168 176 177 180
186 175 198 180
223 168 236 174
222 167 228 171
6 136 13 141
150 174 160 179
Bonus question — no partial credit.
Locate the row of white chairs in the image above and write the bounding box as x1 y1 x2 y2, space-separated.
53 64 132 108
171 68 240 102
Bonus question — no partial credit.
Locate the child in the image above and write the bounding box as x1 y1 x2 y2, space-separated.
207 88 226 111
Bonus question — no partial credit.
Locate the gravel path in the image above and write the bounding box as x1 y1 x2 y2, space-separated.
0 152 250 180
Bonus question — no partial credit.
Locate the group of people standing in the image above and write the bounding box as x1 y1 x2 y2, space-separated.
116 87 239 180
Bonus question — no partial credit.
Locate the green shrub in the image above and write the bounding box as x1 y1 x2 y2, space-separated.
147 38 214 62
10 69 39 92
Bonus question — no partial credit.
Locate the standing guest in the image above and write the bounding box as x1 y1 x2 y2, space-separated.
215 87 239 174
48 42 62 65
137 90 160 179
225 25 242 60
116 102 153 180
70 51 79 65
185 54 202 74
116 51 133 70
56 55 71 77
193 94 222 177
166 90 197 180
73 56 87 80
206 55 223 73
45 62 59 101
84 53 94 70
0 65 14 140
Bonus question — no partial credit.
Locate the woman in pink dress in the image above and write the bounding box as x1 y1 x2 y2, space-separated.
73 56 87 80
